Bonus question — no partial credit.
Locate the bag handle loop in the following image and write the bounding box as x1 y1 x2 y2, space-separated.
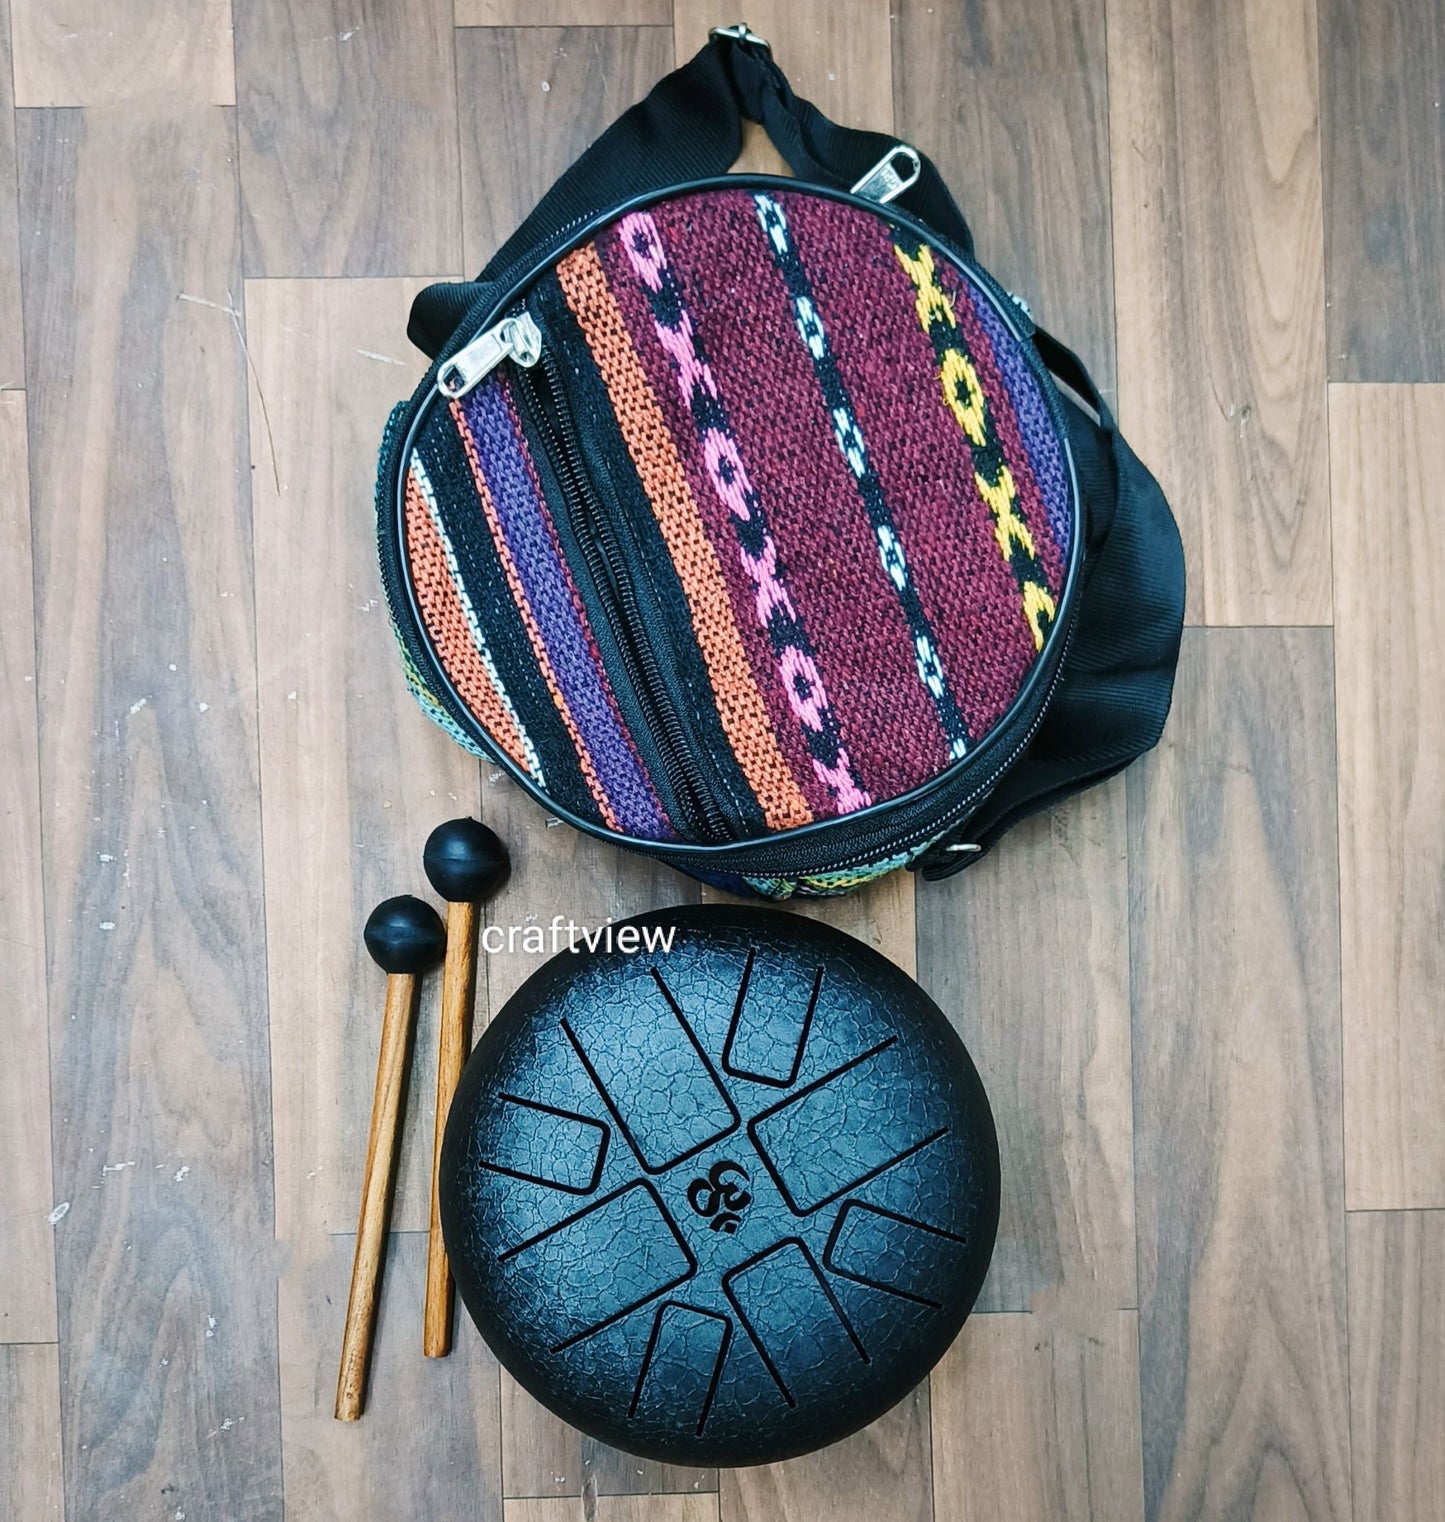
408 28 975 357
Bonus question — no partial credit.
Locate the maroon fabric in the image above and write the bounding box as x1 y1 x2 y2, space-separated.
783 193 1039 736
594 223 838 816
644 191 952 802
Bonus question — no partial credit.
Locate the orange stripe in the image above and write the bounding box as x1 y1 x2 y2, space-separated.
556 242 813 832
450 400 621 832
404 472 533 773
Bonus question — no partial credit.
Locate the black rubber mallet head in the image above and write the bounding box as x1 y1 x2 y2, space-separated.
422 818 510 905
421 818 510 1357
363 894 448 975
336 895 445 1420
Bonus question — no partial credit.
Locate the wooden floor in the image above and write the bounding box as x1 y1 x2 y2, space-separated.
2 1 1442 1518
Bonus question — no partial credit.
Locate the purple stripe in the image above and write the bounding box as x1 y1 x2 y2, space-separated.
459 380 670 838
968 293 1074 558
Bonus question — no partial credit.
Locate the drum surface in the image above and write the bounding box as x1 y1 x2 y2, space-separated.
440 905 999 1465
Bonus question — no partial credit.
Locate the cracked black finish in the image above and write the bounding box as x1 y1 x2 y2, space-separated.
439 906 999 1466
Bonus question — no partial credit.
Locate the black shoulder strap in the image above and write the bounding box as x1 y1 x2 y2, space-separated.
409 28 975 357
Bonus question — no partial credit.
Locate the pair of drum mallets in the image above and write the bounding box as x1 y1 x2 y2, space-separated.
334 817 509 1421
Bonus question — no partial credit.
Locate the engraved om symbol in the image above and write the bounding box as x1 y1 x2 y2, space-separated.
686 1160 753 1235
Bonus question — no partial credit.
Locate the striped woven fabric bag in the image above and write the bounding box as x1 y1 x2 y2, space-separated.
377 28 1185 899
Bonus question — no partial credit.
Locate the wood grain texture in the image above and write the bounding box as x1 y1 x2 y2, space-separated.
235 0 462 277
0 1344 63 1519
505 1496 719 1522
20 105 283 1519
1330 384 1445 1209
0 391 57 1343
243 270 504 1515
279 1232 503 1522
893 0 1118 401
1321 0 1445 381
0 0 25 385
674 1 893 174
246 275 475 1245
1347 1210 1445 1522
719 1392 932 1522
457 0 668 24
9 0 236 107
931 1312 1144 1522
1108 0 1331 625
772 868 917 978
917 783 1134 1316
1128 629 1350 1522
458 26 674 277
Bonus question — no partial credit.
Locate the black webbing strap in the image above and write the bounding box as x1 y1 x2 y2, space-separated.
408 29 975 357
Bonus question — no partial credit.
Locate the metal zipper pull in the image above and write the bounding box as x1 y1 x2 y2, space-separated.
436 312 543 400
850 144 922 206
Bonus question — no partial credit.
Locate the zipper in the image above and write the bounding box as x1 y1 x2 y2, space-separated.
376 172 1087 875
436 312 542 399
514 341 734 843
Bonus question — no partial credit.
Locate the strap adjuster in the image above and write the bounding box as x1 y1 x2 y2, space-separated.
709 22 771 52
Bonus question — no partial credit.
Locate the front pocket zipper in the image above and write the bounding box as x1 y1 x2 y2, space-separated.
437 312 543 398
510 326 738 844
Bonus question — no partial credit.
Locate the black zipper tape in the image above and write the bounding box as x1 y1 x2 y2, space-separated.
514 346 732 842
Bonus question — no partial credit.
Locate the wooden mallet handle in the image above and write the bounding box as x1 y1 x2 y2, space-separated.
423 899 476 1356
421 818 509 1358
335 896 444 1421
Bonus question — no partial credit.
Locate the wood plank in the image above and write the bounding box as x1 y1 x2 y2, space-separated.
579 1439 715 1501
0 1343 63 1520
1128 629 1350 1522
0 0 26 385
20 104 283 1519
917 782 1134 1315
1330 384 1445 1209
10 0 235 107
1108 0 1331 624
505 1496 719 1522
234 0 461 277
278 1232 502 1521
457 26 674 278
719 1393 931 1522
457 0 669 26
1347 1210 1445 1522
245 275 499 1515
930 1311 1144 1522
0 391 57 1343
893 0 1117 401
673 1 893 175
1321 0 1445 381
246 275 477 1245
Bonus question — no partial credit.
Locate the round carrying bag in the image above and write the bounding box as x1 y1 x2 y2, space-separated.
439 907 999 1466
379 167 1082 897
